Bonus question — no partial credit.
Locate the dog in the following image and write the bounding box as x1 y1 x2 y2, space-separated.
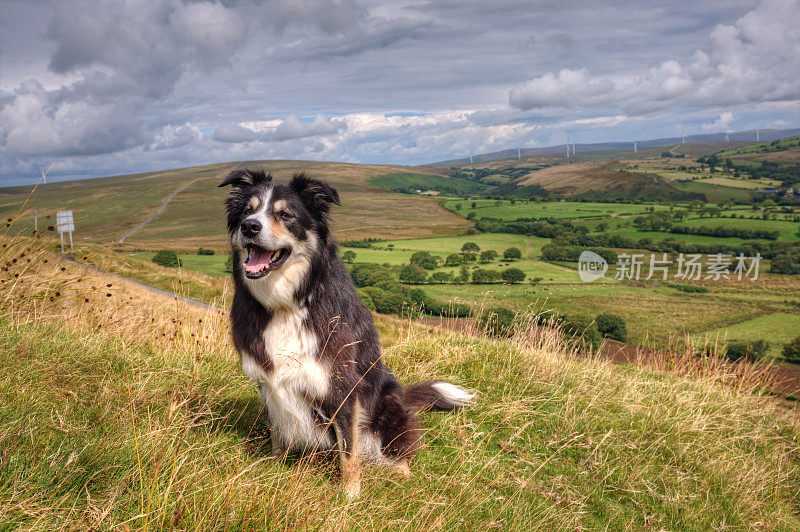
219 168 474 498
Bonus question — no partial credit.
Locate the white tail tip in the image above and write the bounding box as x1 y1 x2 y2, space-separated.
431 382 477 407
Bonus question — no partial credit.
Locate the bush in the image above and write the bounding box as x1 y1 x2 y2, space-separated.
501 268 525 283
726 340 769 362
399 264 428 283
561 314 602 352
671 284 709 293
503 247 522 260
342 250 356 263
152 250 180 268
478 306 516 337
596 314 627 342
357 289 376 311
782 336 800 364
197 248 215 256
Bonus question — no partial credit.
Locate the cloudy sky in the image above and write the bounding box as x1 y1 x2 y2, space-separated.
1 0 798 185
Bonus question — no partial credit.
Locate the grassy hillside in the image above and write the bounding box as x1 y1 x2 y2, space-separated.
2 232 799 530
0 161 470 252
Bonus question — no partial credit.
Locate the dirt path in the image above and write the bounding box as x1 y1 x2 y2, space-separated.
117 164 238 243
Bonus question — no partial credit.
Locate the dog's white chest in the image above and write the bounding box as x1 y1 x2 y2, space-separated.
240 308 333 451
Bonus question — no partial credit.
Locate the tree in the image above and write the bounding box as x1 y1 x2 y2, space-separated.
479 250 498 263
529 276 543 286
462 252 477 263
596 314 627 342
153 250 180 268
454 203 463 210
429 271 453 284
596 222 608 232
399 264 428 283
503 247 522 260
342 250 356 263
782 336 800 364
461 242 480 253
197 248 215 255
410 251 439 270
471 202 477 208
472 268 501 283
501 268 525 283
455 264 470 283
445 253 463 266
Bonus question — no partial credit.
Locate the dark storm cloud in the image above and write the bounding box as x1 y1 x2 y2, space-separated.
0 0 797 184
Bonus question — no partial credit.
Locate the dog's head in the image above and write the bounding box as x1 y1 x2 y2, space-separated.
219 169 340 284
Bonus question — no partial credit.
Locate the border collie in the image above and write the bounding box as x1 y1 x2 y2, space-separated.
219 168 474 497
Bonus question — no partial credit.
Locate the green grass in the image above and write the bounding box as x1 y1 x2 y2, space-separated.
676 216 799 242
368 172 486 195
443 199 675 221
670 181 754 204
2 251 799 529
130 251 231 277
700 312 800 351
716 136 798 156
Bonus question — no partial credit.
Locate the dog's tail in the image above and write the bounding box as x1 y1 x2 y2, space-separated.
404 381 476 413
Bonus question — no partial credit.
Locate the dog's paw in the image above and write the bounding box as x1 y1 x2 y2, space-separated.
394 460 412 479
344 479 361 499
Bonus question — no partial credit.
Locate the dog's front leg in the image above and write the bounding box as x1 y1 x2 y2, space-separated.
333 397 362 499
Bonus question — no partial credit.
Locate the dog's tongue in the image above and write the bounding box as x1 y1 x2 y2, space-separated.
245 248 275 273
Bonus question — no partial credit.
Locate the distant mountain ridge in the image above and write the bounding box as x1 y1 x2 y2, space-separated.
429 128 800 166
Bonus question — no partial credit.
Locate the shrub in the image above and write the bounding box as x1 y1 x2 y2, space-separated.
399 264 428 283
342 250 356 263
561 314 602 352
224 255 233 273
152 250 180 268
503 247 522 260
782 336 800 364
478 306 516 337
596 314 627 342
357 289 376 311
726 340 769 361
197 248 215 256
501 268 525 283
671 284 709 293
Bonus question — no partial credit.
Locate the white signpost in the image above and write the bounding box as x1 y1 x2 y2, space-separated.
56 210 75 252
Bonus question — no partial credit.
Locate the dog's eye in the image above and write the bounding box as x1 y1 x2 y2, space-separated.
279 212 292 221
244 206 253 215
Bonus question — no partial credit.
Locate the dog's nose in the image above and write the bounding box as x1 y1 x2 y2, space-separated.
241 218 262 237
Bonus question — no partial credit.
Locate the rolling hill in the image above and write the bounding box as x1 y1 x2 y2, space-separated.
0 160 471 252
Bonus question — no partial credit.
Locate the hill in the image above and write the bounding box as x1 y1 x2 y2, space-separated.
1 229 799 530
0 161 471 252
431 129 800 166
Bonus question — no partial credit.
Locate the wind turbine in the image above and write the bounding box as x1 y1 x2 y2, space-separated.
517 148 521 160
756 129 760 142
681 128 686 144
633 141 638 153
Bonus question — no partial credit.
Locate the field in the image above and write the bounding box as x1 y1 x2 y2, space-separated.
670 180 754 203
441 199 673 220
1 161 470 251
2 231 799 530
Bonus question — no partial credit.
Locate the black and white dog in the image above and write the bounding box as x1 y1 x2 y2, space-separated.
219 168 474 497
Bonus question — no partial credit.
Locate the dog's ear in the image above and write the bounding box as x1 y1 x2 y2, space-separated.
290 172 341 212
218 168 272 188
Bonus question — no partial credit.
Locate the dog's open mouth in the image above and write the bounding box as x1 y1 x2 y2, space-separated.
244 245 290 279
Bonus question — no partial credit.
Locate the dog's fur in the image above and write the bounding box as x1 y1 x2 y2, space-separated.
219 168 474 497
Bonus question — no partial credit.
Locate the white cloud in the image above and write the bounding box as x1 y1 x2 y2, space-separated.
510 0 800 113
702 111 736 132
